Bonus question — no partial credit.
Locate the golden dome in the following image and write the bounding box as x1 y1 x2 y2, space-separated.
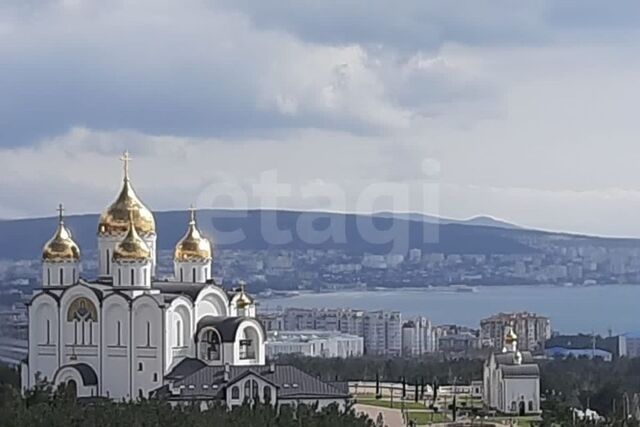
505 326 518 344
174 207 212 262
235 283 253 310
113 209 151 262
43 204 81 262
98 151 156 237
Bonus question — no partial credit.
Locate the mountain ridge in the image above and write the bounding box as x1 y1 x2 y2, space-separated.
0 209 637 261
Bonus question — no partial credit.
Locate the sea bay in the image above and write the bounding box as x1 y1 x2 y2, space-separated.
257 284 640 334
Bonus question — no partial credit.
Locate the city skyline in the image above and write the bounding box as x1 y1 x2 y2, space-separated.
4 2 640 238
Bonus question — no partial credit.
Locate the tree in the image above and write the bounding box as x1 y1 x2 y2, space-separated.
0 377 376 427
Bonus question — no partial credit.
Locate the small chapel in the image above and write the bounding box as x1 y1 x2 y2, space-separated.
21 152 348 409
483 326 541 415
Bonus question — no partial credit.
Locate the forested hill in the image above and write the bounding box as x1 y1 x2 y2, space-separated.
0 209 636 260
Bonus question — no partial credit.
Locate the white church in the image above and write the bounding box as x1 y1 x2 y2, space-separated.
21 152 349 408
483 326 541 415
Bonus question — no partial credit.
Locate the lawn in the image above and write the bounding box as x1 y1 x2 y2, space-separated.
356 398 427 410
406 411 448 425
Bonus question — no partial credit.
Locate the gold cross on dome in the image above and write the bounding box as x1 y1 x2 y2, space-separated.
120 150 132 180
189 204 197 223
57 203 65 222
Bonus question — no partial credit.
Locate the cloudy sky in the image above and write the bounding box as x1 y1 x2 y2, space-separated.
2 0 640 237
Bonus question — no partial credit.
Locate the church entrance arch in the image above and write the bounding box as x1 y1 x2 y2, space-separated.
67 379 78 398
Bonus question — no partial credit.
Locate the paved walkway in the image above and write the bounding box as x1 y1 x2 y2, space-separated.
355 404 405 427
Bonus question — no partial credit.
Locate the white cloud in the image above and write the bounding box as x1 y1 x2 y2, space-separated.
3 1 640 237
0 0 488 144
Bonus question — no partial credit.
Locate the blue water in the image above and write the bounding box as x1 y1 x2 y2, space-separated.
257 285 640 334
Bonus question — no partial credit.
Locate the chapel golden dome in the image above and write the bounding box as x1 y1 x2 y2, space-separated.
235 283 253 310
43 204 81 262
112 209 152 262
505 326 518 344
174 207 212 262
98 151 156 237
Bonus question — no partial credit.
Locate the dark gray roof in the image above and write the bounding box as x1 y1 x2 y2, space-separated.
493 351 539 378
28 282 106 305
501 364 540 378
196 316 265 343
153 281 209 301
495 351 534 366
165 362 349 400
72 363 98 386
165 358 207 381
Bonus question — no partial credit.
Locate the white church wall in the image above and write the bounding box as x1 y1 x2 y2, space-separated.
225 374 276 408
42 262 79 287
219 342 234 365
102 294 131 399
132 297 163 399
165 298 194 370
53 365 97 397
98 236 120 278
28 294 59 385
113 262 152 288
174 260 210 283
59 287 101 374
232 320 265 366
503 377 540 414
195 287 229 322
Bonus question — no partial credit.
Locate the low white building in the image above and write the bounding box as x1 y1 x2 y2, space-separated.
483 327 541 415
279 307 401 356
266 330 363 359
157 361 350 410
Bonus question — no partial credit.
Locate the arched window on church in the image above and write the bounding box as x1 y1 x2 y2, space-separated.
263 385 271 403
130 269 135 285
47 269 51 286
239 327 258 360
244 381 251 401
118 269 122 286
67 297 98 347
192 267 196 282
106 250 110 274
251 380 259 400
176 319 182 347
528 401 533 412
59 268 64 285
116 321 122 346
231 386 239 400
198 328 221 361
